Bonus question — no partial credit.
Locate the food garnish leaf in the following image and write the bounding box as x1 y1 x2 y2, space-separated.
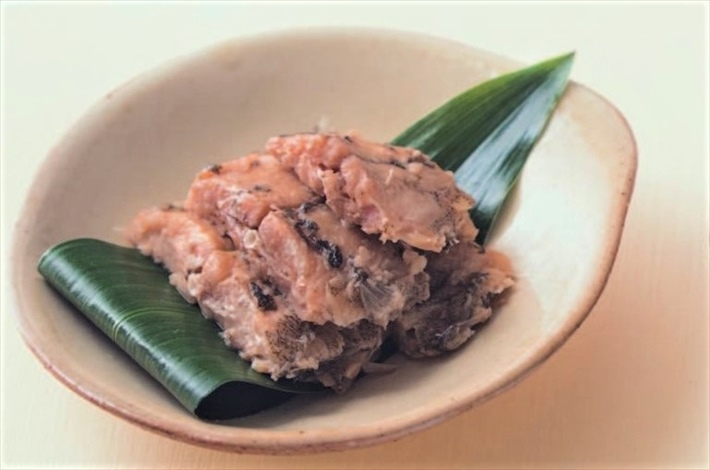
38 238 323 420
393 52 574 243
37 52 574 420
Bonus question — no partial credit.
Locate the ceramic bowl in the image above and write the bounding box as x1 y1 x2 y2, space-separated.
11 28 636 454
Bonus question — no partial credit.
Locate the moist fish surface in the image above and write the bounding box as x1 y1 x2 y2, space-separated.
185 153 319 244
126 206 232 301
266 132 478 252
391 241 514 358
127 133 513 392
128 150 431 392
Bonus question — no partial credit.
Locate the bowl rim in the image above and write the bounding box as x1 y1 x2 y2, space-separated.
10 26 638 454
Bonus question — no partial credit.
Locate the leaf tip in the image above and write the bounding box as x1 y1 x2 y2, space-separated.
541 51 575 84
562 50 576 66
546 51 576 68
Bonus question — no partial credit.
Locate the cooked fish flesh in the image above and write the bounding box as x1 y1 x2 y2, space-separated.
185 153 318 242
126 206 232 301
391 241 514 358
127 208 392 391
126 133 513 392
266 132 478 252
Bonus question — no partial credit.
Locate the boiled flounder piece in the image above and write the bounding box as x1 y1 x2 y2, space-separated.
127 133 512 392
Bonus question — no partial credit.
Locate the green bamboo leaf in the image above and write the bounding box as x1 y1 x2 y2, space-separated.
38 238 323 420
393 52 574 244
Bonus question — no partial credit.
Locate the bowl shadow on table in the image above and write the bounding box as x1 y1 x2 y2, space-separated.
527 191 709 465
302 180 700 465
415 193 708 467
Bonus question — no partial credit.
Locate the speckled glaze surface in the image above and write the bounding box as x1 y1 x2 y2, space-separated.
11 29 636 454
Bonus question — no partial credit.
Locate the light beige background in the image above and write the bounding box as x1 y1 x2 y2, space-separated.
1 2 708 469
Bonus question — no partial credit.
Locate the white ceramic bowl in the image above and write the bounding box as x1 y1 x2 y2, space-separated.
11 29 636 454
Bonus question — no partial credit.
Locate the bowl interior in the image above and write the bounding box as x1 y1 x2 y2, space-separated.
11 29 636 453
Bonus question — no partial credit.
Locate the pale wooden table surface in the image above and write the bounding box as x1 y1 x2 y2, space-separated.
2 3 708 469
